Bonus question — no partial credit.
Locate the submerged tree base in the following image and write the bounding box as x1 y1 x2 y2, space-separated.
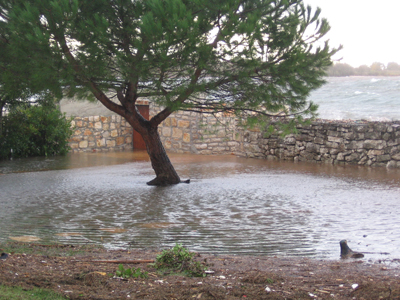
146 177 190 186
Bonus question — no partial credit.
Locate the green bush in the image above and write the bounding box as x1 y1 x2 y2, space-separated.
0 105 73 159
151 244 207 277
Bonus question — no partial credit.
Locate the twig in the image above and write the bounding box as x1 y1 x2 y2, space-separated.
74 260 154 264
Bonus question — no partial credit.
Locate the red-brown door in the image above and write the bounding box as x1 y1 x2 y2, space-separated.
133 105 149 150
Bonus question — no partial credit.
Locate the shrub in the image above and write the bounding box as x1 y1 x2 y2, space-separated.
0 105 73 159
152 244 207 277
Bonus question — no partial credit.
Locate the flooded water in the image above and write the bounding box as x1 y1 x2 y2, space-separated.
309 76 400 121
1 151 400 262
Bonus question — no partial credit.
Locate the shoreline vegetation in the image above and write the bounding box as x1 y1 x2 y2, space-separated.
327 62 400 77
0 242 399 299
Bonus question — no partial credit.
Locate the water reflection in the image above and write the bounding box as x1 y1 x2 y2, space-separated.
0 151 399 262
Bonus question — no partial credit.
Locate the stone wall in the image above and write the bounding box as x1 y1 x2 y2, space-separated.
153 102 400 169
69 115 133 152
67 103 400 169
151 103 238 155
236 121 400 168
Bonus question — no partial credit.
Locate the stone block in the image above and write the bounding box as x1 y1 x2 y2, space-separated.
71 136 82 142
163 118 171 126
199 150 212 155
183 133 191 143
367 149 384 156
387 160 400 168
79 140 88 148
171 118 177 127
345 152 359 162
313 136 324 144
336 152 345 161
376 154 391 162
217 130 227 138
328 136 344 143
364 140 386 150
306 142 319 153
162 127 171 137
329 148 339 155
343 132 355 139
227 141 237 147
213 147 227 153
348 140 364 150
178 120 190 128
365 132 381 139
163 140 171 149
387 139 400 147
172 128 183 138
195 144 208 150
327 130 339 137
96 138 106 147
391 153 400 160
382 133 391 141
116 136 125 145
111 130 118 137
106 140 116 147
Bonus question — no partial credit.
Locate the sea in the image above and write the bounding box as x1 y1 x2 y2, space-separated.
308 76 400 121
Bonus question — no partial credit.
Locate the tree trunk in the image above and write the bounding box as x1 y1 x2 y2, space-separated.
0 102 4 137
141 125 181 186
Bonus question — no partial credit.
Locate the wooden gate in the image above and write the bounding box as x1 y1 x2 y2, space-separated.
133 105 149 150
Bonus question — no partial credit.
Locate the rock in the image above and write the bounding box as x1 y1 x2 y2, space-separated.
340 240 364 259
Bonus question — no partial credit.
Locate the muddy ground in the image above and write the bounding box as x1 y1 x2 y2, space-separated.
0 243 399 299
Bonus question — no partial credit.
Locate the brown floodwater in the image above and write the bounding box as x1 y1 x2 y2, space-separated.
0 151 399 263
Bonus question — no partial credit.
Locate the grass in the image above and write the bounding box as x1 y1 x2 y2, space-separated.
1 241 104 257
0 285 66 300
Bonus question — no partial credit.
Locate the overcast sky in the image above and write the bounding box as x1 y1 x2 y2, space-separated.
303 0 400 67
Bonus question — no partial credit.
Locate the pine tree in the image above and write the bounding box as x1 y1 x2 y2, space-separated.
0 0 338 185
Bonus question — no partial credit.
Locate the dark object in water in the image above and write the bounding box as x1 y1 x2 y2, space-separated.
340 240 364 259
0 253 8 260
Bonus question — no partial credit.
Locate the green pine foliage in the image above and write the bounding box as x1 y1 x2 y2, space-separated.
0 0 339 123
0 104 73 159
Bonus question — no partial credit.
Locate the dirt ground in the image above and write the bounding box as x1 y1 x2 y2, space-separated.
0 243 399 300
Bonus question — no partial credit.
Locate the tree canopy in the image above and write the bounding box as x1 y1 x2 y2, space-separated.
0 0 338 185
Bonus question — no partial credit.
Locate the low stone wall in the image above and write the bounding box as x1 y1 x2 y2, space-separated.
69 115 133 152
237 121 400 168
152 103 238 155
67 104 400 169
154 103 400 168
